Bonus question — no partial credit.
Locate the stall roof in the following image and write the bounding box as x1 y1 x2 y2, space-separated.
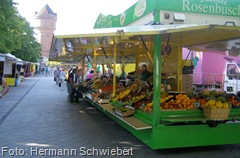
0 53 18 61
0 53 27 64
49 24 240 62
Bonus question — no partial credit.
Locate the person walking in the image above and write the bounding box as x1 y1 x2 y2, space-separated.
53 67 60 85
41 67 45 76
0 76 9 99
45 67 49 77
58 69 66 87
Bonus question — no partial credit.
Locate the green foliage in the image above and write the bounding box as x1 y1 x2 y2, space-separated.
0 0 42 62
0 0 22 52
11 18 42 62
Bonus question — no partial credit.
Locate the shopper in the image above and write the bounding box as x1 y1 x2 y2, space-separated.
31 68 34 76
84 68 91 81
53 67 60 85
59 69 66 87
0 76 9 99
85 70 94 82
45 67 49 77
140 64 152 81
66 68 79 102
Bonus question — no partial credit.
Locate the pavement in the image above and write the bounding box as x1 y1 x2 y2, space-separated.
0 75 240 158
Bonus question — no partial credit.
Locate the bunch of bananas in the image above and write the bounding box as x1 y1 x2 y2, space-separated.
132 94 146 103
160 95 174 103
145 101 153 107
112 88 131 101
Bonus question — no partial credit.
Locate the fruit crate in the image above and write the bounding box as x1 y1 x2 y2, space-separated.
203 107 230 120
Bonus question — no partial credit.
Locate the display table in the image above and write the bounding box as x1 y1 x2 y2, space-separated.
99 104 152 130
83 92 152 130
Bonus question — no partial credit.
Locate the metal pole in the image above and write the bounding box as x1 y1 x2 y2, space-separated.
139 35 153 64
113 41 117 97
152 34 161 126
93 48 97 87
81 55 85 83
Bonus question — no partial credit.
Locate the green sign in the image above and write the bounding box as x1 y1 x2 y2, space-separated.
94 0 240 28
159 0 240 17
94 0 154 28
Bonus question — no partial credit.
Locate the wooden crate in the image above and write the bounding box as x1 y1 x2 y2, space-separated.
182 74 193 91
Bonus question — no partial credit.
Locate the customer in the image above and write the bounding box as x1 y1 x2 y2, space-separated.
53 67 60 85
0 76 9 99
58 69 66 87
140 64 152 81
85 70 94 82
66 68 79 102
45 67 49 77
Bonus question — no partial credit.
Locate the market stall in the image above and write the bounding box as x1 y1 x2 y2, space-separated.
23 62 31 77
30 62 40 76
94 0 240 90
15 58 24 86
0 53 18 86
50 24 240 149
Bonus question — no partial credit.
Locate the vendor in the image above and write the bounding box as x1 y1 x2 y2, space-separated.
140 64 152 81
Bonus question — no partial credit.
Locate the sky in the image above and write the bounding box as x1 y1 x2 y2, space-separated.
14 0 139 34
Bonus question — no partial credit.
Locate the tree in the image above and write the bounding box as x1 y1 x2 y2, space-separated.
11 17 42 62
0 0 42 62
0 0 22 52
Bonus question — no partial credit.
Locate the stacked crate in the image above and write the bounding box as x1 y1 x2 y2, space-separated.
182 74 193 92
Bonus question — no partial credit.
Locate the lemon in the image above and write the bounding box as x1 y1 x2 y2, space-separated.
208 100 216 106
210 105 217 108
215 101 223 108
222 103 229 109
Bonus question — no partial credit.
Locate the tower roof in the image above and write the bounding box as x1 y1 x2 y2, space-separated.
36 4 57 16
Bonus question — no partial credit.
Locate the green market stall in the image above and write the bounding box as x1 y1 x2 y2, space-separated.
94 0 240 93
50 24 240 149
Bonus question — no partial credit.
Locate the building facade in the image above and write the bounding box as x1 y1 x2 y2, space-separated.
35 4 57 62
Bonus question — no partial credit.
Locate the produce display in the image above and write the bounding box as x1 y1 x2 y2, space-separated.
89 75 237 117
97 91 112 99
112 88 131 101
112 87 237 113
203 99 230 109
227 95 240 108
92 78 111 89
161 94 196 110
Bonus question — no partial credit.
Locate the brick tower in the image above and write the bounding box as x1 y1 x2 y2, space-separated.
35 4 57 62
